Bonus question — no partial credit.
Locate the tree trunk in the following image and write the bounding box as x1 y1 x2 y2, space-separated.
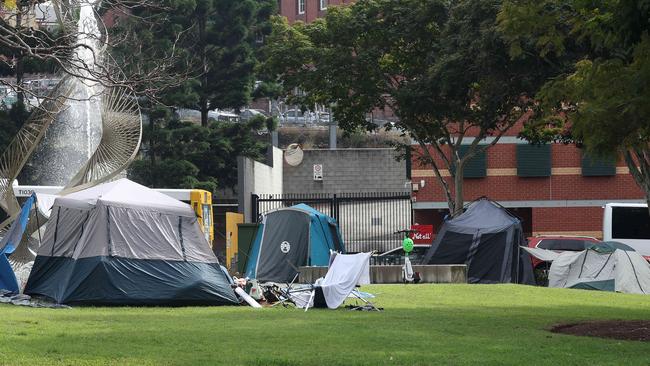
200 101 209 127
452 156 464 217
624 148 650 218
415 140 456 216
149 115 155 165
198 11 209 127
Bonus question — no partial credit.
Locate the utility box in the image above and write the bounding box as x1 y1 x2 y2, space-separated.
225 213 244 270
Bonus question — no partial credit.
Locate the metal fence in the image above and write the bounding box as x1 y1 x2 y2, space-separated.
252 192 412 253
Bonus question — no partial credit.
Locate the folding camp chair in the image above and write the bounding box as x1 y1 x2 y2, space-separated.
269 271 304 307
267 258 316 307
285 252 380 311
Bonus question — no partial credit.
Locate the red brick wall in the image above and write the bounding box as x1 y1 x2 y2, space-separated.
416 206 605 238
412 143 642 203
533 207 603 236
280 0 352 24
248 99 271 114
411 138 643 237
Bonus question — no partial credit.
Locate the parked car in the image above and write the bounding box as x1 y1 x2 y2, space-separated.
372 244 430 265
281 109 307 125
316 112 330 124
527 235 600 286
239 108 267 122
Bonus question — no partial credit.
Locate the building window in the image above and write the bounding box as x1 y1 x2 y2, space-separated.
455 145 487 178
517 144 551 177
255 32 264 44
320 0 328 10
582 153 616 176
298 0 305 14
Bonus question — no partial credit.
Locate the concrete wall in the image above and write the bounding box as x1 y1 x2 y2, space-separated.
299 265 467 284
283 148 409 194
238 147 283 222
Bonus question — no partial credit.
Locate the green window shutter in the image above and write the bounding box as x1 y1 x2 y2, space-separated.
517 144 551 177
458 145 486 178
582 154 616 176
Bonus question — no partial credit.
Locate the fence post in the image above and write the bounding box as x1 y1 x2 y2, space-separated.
251 194 259 223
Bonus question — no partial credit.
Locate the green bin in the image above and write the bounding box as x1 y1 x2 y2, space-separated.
237 223 260 274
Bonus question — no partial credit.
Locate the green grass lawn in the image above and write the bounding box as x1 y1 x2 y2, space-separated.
1 284 649 365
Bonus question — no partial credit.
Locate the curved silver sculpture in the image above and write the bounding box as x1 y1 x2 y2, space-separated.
61 83 142 194
0 1 143 266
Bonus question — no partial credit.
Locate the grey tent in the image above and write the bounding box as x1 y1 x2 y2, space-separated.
24 179 239 305
524 242 650 294
422 198 535 284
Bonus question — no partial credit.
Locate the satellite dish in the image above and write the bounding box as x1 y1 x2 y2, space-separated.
285 143 304 166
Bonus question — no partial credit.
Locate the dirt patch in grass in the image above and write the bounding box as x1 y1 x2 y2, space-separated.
551 320 650 342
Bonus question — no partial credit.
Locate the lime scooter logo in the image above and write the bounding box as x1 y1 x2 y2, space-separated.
402 237 414 254
280 241 291 254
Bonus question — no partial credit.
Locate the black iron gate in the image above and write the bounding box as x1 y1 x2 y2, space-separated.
252 192 412 253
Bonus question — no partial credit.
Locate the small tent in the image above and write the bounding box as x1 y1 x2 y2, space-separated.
245 204 345 283
422 198 535 284
524 242 650 294
24 179 238 305
0 194 36 293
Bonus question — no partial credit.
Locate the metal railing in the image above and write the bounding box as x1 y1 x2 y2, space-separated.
252 192 412 253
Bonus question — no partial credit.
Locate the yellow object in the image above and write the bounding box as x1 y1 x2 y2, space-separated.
4 0 17 10
190 190 214 246
225 212 244 270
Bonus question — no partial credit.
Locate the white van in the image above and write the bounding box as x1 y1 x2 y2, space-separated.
603 203 650 256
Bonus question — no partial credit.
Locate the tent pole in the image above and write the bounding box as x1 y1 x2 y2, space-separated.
51 206 61 256
106 206 112 257
516 240 520 284
33 195 43 247
178 216 186 261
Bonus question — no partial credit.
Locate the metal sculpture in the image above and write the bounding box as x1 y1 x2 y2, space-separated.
0 1 143 267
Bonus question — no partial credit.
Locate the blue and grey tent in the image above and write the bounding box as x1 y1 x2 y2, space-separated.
0 194 35 293
245 204 345 283
24 179 238 305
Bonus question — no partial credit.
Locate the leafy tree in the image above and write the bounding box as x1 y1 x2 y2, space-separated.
114 0 276 126
113 1 276 192
0 102 29 153
262 0 553 215
128 111 268 193
499 0 650 210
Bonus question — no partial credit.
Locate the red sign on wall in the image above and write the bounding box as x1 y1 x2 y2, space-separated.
410 225 434 244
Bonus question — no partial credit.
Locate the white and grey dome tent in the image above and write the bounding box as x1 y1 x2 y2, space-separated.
524 242 650 294
24 179 238 305
422 198 535 284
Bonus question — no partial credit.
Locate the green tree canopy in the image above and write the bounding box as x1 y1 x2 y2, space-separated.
114 0 276 126
128 112 268 193
499 0 650 207
262 0 553 215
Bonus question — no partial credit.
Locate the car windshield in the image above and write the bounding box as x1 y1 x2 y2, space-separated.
537 239 592 251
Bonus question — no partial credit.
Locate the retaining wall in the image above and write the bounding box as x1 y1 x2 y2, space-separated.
298 264 467 284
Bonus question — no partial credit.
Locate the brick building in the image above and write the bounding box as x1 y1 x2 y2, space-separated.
276 0 645 238
410 122 645 239
278 0 354 24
